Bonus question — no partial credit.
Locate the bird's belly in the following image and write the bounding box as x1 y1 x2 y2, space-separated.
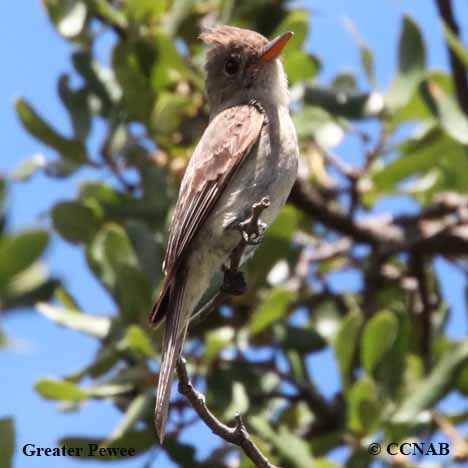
220 154 296 228
219 111 298 230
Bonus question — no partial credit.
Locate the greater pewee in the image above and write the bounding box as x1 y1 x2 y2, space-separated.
150 25 299 442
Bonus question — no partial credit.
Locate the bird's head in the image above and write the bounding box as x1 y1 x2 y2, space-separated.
200 25 293 116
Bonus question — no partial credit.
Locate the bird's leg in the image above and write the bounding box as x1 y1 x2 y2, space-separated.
221 265 247 296
190 197 271 322
221 197 270 296
235 197 270 245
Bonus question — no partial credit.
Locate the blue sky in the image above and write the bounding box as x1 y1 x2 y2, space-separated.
1 1 467 467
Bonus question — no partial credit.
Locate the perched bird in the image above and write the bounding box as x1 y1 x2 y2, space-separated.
150 25 299 442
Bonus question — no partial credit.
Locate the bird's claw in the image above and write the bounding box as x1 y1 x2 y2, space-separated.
221 267 247 295
238 218 266 245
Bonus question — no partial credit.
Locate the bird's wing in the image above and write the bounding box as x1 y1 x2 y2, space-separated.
162 103 265 276
151 103 264 440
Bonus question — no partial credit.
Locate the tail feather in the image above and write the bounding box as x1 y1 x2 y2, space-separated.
154 273 188 443
149 274 173 327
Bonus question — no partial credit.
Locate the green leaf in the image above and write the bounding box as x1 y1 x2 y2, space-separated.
87 223 138 284
79 182 157 222
124 0 167 23
86 224 151 322
283 51 318 83
345 448 372 468
35 378 88 401
120 325 155 358
422 80 468 144
386 16 426 111
66 346 120 382
369 127 468 199
266 205 302 241
12 154 46 181
344 18 375 85
112 39 155 120
248 288 294 335
51 201 101 244
58 74 91 140
205 326 234 363
37 303 111 338
151 31 201 91
333 311 362 390
378 312 411 398
273 10 309 50
163 439 199 467
346 376 380 435
392 341 468 424
273 324 326 354
222 381 249 420
1 263 58 310
113 264 153 323
72 51 119 116
0 418 15 468
54 286 80 311
43 0 87 38
303 88 382 121
277 401 314 431
86 0 127 30
15 98 87 163
86 383 133 398
361 310 398 375
249 417 314 468
126 220 163 286
249 206 301 286
332 72 358 93
151 91 194 137
0 229 49 287
399 15 426 75
109 391 154 440
315 460 342 468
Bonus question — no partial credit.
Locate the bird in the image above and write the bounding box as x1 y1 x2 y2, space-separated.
150 25 299 443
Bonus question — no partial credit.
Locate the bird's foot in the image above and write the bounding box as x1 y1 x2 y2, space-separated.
236 197 270 246
238 218 266 245
221 266 247 296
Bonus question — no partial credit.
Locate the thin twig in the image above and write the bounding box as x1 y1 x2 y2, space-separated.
435 0 468 116
315 143 359 180
432 410 468 462
176 357 278 468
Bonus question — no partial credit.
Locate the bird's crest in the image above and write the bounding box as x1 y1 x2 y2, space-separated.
200 25 268 61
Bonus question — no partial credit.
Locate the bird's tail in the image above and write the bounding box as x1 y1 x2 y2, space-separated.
153 273 188 444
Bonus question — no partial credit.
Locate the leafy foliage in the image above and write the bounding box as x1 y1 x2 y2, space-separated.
3 1 468 467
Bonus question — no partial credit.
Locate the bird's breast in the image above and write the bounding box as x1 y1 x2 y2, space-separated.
189 106 298 272
219 105 298 229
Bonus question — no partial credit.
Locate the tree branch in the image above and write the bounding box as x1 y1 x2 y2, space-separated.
435 0 468 116
289 179 468 257
176 357 278 468
288 179 400 245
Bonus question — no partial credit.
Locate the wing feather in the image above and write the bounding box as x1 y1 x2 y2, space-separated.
162 104 264 275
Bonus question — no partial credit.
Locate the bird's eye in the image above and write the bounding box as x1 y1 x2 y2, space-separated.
224 58 240 76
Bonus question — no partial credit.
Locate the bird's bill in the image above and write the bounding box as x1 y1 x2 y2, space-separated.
259 31 294 64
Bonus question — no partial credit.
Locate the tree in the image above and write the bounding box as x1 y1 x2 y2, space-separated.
2 0 468 467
